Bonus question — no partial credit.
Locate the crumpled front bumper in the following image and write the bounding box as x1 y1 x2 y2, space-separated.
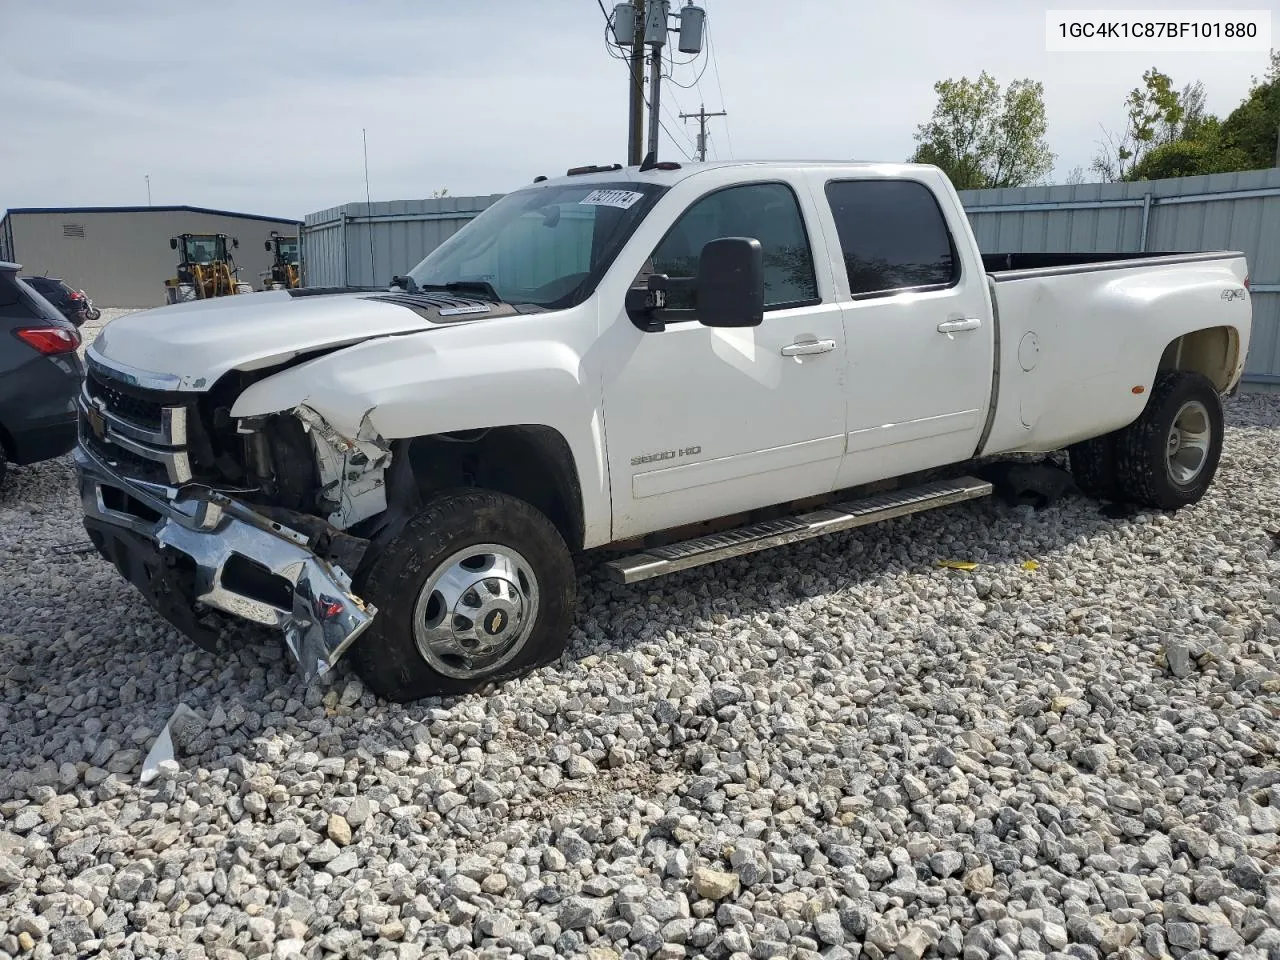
75 444 377 682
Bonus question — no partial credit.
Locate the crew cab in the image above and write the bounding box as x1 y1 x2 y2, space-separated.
74 160 1252 701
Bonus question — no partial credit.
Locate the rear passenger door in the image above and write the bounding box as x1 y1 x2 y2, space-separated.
818 177 995 487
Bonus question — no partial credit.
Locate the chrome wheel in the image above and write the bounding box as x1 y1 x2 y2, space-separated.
412 543 539 680
1166 400 1212 486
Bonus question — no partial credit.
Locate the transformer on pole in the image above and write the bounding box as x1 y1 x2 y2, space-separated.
608 1 706 163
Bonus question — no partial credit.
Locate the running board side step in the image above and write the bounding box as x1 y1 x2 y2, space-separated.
603 475 992 585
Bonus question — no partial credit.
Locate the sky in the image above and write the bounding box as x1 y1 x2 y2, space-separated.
0 0 1273 220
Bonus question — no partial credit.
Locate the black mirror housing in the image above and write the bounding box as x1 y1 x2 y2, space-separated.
696 237 764 327
169 238 178 250
265 240 272 251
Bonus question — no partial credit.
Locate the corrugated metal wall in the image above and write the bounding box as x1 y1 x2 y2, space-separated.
303 170 1280 385
300 195 503 288
958 168 1280 388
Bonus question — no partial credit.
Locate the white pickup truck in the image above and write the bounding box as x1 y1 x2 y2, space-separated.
75 160 1253 701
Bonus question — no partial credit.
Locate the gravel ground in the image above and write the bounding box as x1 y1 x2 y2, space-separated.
1 312 1279 960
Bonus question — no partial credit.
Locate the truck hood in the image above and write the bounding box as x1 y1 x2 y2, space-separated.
89 288 514 389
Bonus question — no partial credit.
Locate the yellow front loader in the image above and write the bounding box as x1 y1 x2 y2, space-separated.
163 233 253 304
261 231 301 290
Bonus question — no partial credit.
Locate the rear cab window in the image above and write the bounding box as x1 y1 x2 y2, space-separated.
637 181 820 315
824 179 960 298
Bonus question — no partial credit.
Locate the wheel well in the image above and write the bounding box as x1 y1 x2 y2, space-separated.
400 425 585 551
1157 326 1239 392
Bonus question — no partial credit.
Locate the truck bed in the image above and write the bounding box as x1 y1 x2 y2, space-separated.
976 246 1249 460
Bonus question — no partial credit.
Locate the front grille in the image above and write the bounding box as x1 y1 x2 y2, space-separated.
86 372 164 430
79 419 172 485
79 366 195 485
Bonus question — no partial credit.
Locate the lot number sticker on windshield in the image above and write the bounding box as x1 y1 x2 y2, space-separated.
579 189 645 210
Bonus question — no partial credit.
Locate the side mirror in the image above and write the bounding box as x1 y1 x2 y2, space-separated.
232 237 240 248
169 238 177 250
696 237 764 327
265 241 272 251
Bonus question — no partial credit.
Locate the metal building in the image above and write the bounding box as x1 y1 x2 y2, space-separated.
0 205 303 308
300 195 503 288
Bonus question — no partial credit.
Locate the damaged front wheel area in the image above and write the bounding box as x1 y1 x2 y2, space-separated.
348 489 577 702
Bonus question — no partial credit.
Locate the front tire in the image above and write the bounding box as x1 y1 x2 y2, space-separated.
349 489 576 702
1114 370 1224 510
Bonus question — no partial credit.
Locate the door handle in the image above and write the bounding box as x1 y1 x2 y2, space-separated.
780 338 836 357
937 318 982 334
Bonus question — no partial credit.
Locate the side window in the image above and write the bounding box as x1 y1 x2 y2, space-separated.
642 182 818 312
824 180 959 297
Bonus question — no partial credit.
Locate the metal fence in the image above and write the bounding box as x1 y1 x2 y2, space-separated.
302 168 1280 387
300 195 503 288
956 168 1280 389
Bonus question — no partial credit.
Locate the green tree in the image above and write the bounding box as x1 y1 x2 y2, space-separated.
1219 50 1280 169
910 72 1055 189
1091 68 1185 181
1129 115 1249 180
1104 54 1278 182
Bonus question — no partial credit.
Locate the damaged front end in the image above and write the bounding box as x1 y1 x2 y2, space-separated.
75 356 392 681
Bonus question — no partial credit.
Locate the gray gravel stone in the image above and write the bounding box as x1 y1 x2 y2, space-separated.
559 895 611 930
928 851 964 878
3 322 1280 960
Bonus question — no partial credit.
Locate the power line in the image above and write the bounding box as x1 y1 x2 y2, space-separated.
659 81 701 155
701 3 734 159
664 43 710 89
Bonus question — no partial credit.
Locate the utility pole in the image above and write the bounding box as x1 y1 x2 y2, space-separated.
643 0 669 161
679 103 727 161
145 175 151 206
627 0 646 165
1274 121 1279 167
609 1 704 164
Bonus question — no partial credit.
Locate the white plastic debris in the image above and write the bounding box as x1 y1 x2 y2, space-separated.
140 702 198 785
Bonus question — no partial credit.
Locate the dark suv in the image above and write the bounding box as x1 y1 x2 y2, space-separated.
1 262 84 484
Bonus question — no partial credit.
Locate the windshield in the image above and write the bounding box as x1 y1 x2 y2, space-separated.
277 240 299 262
407 181 667 309
183 237 226 263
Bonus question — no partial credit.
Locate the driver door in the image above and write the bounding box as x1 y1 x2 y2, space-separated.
602 179 848 541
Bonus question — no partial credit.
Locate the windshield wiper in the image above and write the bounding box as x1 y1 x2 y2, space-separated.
416 280 502 302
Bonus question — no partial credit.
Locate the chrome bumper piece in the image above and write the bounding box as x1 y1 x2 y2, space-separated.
74 444 376 682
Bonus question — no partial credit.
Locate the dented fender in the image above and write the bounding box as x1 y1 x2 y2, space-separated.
227 324 612 545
